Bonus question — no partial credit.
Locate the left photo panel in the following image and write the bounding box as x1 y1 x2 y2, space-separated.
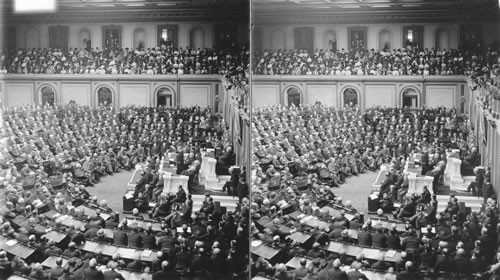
0 0 251 279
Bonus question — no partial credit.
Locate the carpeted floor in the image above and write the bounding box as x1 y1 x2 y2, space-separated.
85 169 135 215
332 170 379 215
85 168 379 217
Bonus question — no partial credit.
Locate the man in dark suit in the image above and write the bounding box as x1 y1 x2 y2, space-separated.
371 227 387 249
327 258 347 280
347 262 368 280
292 258 308 280
421 149 430 175
357 224 372 247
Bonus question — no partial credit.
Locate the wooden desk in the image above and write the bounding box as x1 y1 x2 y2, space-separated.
251 240 280 260
77 240 159 262
0 236 35 259
41 256 69 268
285 256 313 269
42 230 67 243
76 205 111 220
124 218 162 232
321 240 402 263
288 231 312 244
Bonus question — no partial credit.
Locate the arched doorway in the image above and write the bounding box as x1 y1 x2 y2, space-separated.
325 30 337 52
379 29 391 51
435 28 450 50
79 29 91 50
271 29 285 50
286 87 301 107
97 86 113 107
133 28 146 50
402 88 420 108
343 87 359 107
40 86 55 106
157 87 173 107
190 27 204 49
26 28 40 48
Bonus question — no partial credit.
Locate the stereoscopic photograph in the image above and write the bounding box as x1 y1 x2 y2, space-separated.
250 0 500 280
0 0 250 279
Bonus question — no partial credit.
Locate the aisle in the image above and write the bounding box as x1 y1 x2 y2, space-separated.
332 170 379 214
86 170 135 215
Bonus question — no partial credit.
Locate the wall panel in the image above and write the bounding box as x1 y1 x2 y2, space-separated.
179 84 210 107
5 83 34 106
365 84 395 108
426 85 456 108
305 84 336 107
252 84 280 107
119 84 149 107
61 84 91 105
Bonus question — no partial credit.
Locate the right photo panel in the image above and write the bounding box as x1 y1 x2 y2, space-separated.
250 0 500 279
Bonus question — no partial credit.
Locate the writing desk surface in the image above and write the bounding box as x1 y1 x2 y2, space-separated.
12 216 29 227
256 216 274 227
288 231 312 244
7 243 35 259
137 250 158 262
252 244 280 260
103 229 114 239
79 240 100 252
117 247 137 259
115 270 131 279
43 210 60 219
7 275 30 280
42 256 68 268
286 256 313 269
43 231 67 243
287 211 303 220
95 243 118 256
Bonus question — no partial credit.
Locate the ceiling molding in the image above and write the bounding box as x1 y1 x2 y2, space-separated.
2 9 248 24
253 10 499 25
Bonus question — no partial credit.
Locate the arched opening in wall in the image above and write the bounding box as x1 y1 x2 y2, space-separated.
190 27 205 49
79 29 91 50
133 28 146 50
271 30 285 50
286 87 301 107
40 86 55 106
97 86 113 107
325 30 337 52
379 29 391 51
402 88 420 109
343 87 358 107
435 28 450 50
157 87 173 107
26 28 40 48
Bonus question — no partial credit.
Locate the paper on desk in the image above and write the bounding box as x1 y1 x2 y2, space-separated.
301 216 314 222
6 240 18 246
385 250 396 258
141 250 152 258
369 193 379 200
251 240 263 247
124 193 133 200
177 227 191 233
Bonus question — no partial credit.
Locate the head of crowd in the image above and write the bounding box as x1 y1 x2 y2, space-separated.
250 103 500 279
0 103 250 279
253 44 499 77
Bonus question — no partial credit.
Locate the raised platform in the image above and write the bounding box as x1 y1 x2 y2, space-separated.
127 164 237 212
436 194 484 213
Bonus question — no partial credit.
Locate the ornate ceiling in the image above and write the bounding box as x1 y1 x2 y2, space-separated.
252 0 500 24
1 0 248 24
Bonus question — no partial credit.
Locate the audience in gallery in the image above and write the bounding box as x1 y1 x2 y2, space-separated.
0 44 249 76
252 45 499 76
251 103 500 279
0 103 248 279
